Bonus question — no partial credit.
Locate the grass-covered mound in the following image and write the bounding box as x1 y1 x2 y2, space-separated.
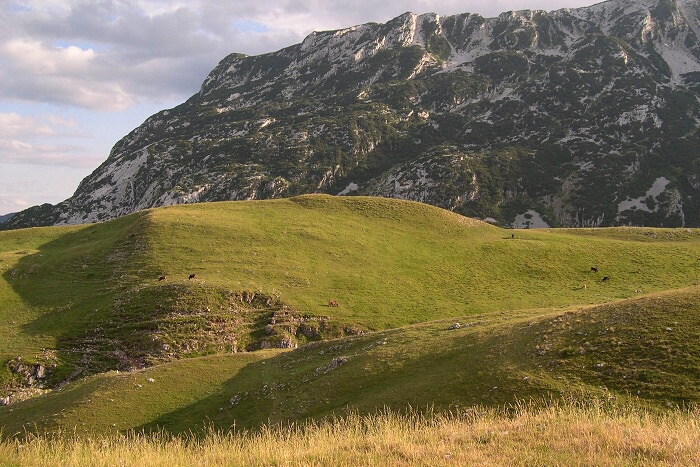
142 196 700 327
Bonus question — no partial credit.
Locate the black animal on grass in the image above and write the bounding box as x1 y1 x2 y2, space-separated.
591 267 598 273
602 276 610 282
188 273 196 280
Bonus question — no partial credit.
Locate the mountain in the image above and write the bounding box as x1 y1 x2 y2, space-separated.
0 213 14 224
4 0 700 230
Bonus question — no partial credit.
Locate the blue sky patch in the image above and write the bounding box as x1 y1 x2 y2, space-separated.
8 3 31 13
52 40 103 52
232 19 270 33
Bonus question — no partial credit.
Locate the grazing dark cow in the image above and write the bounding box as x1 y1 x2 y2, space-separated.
158 275 167 281
591 267 598 273
188 273 196 280
328 300 339 307
602 276 610 282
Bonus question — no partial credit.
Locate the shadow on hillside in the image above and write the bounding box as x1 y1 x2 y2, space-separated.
127 321 554 436
3 213 153 378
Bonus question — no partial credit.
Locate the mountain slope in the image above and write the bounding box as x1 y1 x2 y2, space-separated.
3 0 700 230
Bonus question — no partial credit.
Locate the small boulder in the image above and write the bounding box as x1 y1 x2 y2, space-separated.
33 365 46 380
315 356 349 374
448 323 461 330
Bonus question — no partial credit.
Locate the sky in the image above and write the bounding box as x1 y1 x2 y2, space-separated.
0 0 602 215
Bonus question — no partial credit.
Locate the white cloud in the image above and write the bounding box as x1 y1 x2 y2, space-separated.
133 0 192 17
0 112 80 139
0 112 47 134
0 39 135 110
48 115 79 127
0 140 99 167
0 193 30 214
0 112 101 168
3 38 96 73
0 162 95 212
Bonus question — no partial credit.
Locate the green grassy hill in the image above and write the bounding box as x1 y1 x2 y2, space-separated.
1 195 699 436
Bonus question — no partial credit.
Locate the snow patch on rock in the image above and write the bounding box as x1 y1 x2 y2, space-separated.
617 176 670 213
338 182 359 195
660 43 700 85
512 210 550 229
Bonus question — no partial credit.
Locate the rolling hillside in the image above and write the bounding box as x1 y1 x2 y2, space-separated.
2 286 699 437
1 195 699 436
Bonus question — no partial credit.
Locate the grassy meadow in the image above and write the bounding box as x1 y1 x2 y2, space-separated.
1 195 699 461
142 196 700 326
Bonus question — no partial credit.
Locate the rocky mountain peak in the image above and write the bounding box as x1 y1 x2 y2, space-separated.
3 0 699 230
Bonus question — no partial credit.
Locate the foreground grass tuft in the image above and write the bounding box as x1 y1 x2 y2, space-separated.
1 402 698 466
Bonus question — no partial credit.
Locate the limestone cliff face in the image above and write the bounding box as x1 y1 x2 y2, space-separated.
4 0 700 229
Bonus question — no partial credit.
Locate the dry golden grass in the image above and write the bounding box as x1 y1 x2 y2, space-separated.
2 402 698 466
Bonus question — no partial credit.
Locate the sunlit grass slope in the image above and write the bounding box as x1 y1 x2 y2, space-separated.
1 195 699 387
142 195 700 326
2 286 699 437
